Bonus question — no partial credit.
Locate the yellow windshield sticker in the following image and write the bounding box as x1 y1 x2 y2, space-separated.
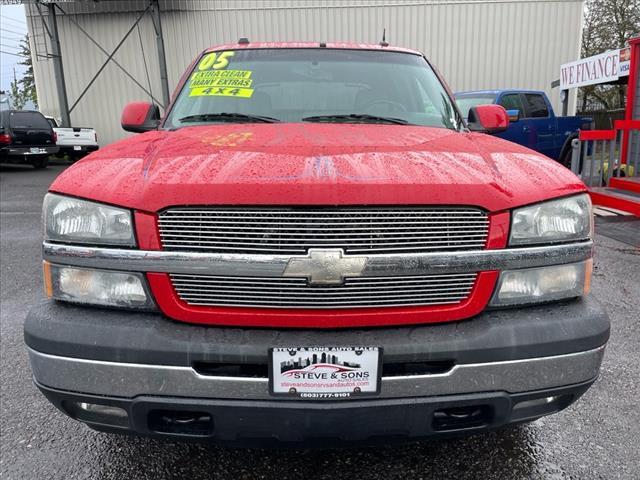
190 78 253 88
190 70 253 88
192 70 252 80
188 69 254 98
190 70 253 89
190 86 254 98
198 51 235 71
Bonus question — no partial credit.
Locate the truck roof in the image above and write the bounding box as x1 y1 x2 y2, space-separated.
204 41 423 56
1 109 43 114
455 89 546 96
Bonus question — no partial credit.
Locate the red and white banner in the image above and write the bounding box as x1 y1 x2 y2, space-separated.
560 48 630 90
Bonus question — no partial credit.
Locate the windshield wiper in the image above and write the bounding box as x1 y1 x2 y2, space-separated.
302 114 410 125
178 112 281 123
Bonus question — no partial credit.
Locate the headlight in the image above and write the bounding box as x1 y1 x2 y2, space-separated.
43 193 135 246
44 262 155 310
489 260 591 307
510 194 593 245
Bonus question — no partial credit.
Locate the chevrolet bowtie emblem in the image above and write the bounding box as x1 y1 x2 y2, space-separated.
283 249 368 285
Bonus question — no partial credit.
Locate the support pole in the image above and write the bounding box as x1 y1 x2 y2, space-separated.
48 3 71 127
570 138 581 175
561 89 569 117
151 0 170 109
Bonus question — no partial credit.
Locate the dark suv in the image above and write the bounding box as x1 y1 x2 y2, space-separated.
0 110 58 169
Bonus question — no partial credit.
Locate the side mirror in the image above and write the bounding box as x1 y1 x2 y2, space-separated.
467 104 509 134
121 102 160 133
506 109 520 122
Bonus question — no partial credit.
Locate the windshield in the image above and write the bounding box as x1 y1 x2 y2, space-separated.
454 94 497 120
165 48 461 130
9 111 50 129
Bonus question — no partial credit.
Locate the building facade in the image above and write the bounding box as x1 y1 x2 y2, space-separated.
27 0 585 146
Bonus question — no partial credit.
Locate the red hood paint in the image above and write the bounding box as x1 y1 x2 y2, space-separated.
50 124 586 213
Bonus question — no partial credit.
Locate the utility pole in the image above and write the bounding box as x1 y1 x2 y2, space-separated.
48 3 71 127
151 0 170 109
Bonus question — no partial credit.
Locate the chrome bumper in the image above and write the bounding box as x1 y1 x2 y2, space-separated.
28 346 605 401
43 240 594 278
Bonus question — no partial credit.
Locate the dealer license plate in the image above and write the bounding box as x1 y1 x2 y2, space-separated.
270 346 381 399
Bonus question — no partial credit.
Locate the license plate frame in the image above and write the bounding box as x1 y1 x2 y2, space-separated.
269 346 382 399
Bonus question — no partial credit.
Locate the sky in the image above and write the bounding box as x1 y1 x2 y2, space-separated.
0 4 28 93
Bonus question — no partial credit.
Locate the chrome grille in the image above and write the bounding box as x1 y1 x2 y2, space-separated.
158 207 489 254
171 273 478 309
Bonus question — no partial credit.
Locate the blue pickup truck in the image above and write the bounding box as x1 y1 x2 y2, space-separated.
455 90 592 166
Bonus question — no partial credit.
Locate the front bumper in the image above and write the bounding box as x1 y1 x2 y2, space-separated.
25 298 609 444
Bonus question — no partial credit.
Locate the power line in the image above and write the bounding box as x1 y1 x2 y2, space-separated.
0 32 23 41
0 27 26 37
1 20 27 33
0 50 27 58
0 43 20 50
1 15 27 26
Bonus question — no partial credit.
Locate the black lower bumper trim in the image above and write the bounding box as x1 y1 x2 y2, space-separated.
57 145 98 155
25 297 610 367
37 380 594 447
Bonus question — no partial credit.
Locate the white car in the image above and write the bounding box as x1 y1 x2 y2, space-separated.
45 116 98 161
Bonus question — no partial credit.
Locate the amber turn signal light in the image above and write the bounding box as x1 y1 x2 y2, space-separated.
43 260 53 298
583 258 593 296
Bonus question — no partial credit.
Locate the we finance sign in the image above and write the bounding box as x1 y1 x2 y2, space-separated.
560 48 630 90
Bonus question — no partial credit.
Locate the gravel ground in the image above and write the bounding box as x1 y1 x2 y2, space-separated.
1 163 638 480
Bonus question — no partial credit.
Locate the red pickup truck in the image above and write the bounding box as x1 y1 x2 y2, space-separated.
25 42 609 445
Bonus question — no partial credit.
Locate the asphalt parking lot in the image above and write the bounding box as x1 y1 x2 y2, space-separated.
1 163 639 480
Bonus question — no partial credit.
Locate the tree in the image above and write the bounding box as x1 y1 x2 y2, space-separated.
17 35 37 107
9 69 27 110
578 0 640 111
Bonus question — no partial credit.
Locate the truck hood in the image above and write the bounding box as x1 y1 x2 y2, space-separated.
50 123 586 213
